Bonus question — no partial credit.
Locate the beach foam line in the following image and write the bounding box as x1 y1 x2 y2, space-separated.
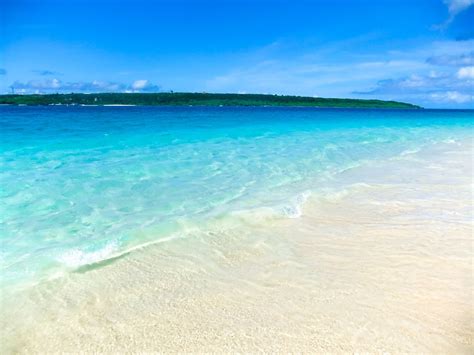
57 240 121 268
279 190 312 218
51 189 317 274
55 233 183 271
12 180 413 288
47 172 450 280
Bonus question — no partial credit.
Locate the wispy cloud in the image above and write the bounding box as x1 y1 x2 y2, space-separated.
445 0 474 17
355 72 471 94
430 90 472 103
437 0 474 28
206 37 473 107
426 52 474 66
355 69 473 105
206 42 429 98
207 59 426 97
9 79 160 93
354 39 474 106
32 69 62 76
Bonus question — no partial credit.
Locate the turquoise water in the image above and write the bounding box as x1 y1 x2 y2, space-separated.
1 106 472 288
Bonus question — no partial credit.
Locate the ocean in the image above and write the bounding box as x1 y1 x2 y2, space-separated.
1 106 472 288
1 106 473 352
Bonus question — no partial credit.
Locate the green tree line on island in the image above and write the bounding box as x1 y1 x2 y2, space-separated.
0 92 420 109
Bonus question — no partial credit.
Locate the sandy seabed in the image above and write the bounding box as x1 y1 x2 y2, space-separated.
1 139 473 353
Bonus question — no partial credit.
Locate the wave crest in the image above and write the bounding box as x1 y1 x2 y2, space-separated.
57 240 120 268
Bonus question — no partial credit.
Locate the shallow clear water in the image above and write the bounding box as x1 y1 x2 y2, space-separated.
0 106 472 288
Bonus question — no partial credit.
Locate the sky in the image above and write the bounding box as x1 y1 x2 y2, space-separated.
0 0 473 108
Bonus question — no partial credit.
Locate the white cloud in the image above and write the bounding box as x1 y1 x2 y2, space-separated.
357 72 471 92
49 78 61 89
130 79 161 92
349 40 474 107
430 90 473 103
355 66 473 107
457 66 474 79
444 0 474 16
10 79 160 93
438 0 474 27
24 78 123 91
131 79 149 90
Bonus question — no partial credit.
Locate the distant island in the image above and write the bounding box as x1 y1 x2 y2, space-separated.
0 93 420 109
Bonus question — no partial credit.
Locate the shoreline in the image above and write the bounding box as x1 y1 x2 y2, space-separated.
1 138 472 353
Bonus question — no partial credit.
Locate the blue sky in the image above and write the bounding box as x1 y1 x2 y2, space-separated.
1 0 473 108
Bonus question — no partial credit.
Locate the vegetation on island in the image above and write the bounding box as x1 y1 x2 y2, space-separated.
0 92 420 109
